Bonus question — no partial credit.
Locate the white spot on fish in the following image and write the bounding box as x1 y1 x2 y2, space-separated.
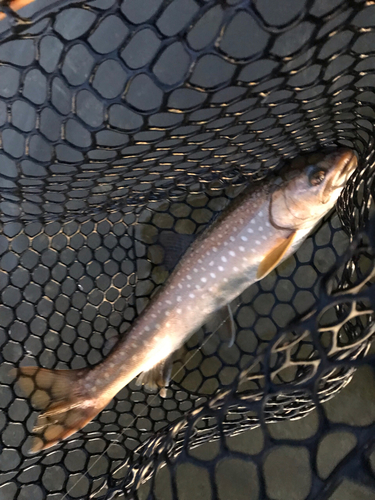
229 251 235 257
218 266 224 271
259 226 263 231
166 322 171 327
223 277 228 282
178 283 183 289
152 314 156 318
221 256 227 262
248 228 254 233
177 308 182 314
177 296 182 302
194 268 198 272
233 267 239 272
224 241 228 246
195 284 201 290
201 277 207 283
165 311 170 316
256 240 261 245
251 220 256 224
241 236 248 242
210 273 216 278
230 236 235 242
145 326 150 331
187 275 192 280
213 247 218 252
239 246 245 252
166 300 172 305
187 284 191 288
198 259 202 263
265 221 271 227
259 211 263 217
189 293 195 298
209 261 214 266
262 235 267 240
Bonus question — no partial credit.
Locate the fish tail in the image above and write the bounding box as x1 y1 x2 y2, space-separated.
15 366 109 452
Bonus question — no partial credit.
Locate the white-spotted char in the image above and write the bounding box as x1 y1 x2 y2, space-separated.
15 148 358 451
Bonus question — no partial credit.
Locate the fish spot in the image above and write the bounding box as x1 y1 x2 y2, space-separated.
198 259 202 264
206 251 210 255
259 226 263 231
178 283 183 289
165 311 170 316
224 241 228 246
177 296 182 302
239 246 245 252
213 247 218 252
194 268 198 273
229 251 235 257
230 236 235 242
144 326 150 331
247 228 254 233
187 275 192 280
251 248 256 253
251 219 256 224
189 293 195 298
155 324 160 329
177 308 182 314
241 236 248 242
221 256 227 262
218 266 224 271
262 235 267 240
265 221 271 227
166 322 171 327
223 277 228 282
256 240 261 245
152 314 156 318
195 284 201 289
209 261 214 266
210 273 216 278
201 277 207 283
187 284 191 288
166 300 172 305
233 267 239 272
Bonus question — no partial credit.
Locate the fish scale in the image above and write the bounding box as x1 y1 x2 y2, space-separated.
14 148 358 451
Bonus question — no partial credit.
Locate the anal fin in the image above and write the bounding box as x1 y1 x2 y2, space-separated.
136 355 173 398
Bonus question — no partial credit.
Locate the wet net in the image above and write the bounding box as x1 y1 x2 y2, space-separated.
1 0 375 499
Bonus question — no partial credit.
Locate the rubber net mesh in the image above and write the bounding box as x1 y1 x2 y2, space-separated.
1 0 375 499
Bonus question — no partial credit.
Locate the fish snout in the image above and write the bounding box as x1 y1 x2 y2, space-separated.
334 148 358 186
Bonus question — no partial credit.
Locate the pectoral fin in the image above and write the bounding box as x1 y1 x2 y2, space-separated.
256 232 297 280
136 355 173 397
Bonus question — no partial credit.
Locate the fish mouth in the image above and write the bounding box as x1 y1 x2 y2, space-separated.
322 148 357 202
329 148 358 188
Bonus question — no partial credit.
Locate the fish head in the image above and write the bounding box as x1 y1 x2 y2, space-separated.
270 148 358 230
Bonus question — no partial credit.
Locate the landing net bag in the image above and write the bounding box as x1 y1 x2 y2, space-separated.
0 1 375 499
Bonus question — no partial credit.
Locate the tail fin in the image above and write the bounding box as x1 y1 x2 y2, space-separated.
15 366 109 452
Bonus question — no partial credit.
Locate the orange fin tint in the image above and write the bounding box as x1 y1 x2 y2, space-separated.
136 356 173 398
256 232 297 280
15 366 108 452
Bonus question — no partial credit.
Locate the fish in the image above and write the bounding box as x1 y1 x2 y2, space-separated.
14 148 358 451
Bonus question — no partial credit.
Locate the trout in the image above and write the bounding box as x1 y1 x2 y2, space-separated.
15 148 357 451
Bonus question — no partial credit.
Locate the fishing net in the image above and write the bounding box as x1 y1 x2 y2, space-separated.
1 0 375 498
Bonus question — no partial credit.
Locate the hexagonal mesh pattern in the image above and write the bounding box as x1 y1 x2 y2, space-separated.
0 0 375 499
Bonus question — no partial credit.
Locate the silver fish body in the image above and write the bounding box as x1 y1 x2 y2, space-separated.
15 148 358 451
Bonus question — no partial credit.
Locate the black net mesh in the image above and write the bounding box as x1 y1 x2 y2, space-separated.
1 0 375 499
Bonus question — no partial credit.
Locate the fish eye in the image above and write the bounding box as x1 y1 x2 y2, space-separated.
308 167 326 186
